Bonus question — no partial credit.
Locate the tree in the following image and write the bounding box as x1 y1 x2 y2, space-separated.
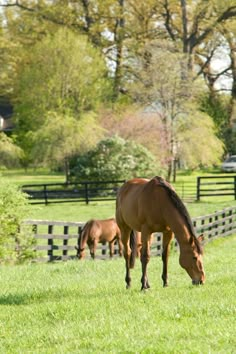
32 112 104 182
129 45 224 181
0 132 23 168
176 108 224 169
0 25 19 97
0 179 34 263
13 27 110 167
100 107 169 169
70 135 162 182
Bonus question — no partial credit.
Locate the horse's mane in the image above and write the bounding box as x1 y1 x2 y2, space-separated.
154 176 203 255
79 220 92 250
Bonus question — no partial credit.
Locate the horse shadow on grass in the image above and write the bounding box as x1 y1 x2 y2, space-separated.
0 286 126 306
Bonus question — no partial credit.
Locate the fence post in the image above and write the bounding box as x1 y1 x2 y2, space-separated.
85 183 89 204
222 211 226 236
102 241 107 255
208 217 212 240
229 209 233 232
63 225 69 258
78 226 82 245
196 177 200 201
43 185 48 205
214 214 218 237
234 177 236 200
48 225 53 261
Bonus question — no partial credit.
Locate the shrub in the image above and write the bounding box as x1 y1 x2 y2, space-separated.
0 179 35 263
70 135 164 181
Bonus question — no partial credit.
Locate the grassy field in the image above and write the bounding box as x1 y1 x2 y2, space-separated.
0 234 235 353
1 169 236 353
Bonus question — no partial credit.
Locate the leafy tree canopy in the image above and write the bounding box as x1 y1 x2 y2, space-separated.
14 27 111 133
0 132 23 168
31 111 105 181
0 179 34 263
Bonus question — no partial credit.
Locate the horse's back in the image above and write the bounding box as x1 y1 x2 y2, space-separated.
99 218 120 240
116 177 172 232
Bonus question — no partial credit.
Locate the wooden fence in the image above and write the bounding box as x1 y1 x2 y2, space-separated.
24 206 236 262
22 180 125 205
196 175 236 200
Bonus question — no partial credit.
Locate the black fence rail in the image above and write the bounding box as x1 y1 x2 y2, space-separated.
22 180 125 205
173 180 196 202
23 206 236 262
196 175 236 201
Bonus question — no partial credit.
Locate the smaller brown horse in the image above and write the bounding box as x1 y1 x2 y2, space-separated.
75 218 123 259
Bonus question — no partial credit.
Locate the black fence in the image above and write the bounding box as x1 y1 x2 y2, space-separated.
196 175 236 201
22 180 125 205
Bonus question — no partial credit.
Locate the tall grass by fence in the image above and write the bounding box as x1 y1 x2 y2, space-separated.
24 206 236 262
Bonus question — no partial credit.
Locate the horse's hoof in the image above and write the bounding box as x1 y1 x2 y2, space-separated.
141 286 150 292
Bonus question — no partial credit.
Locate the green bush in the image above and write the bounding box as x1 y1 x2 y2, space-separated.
70 135 164 181
0 179 35 263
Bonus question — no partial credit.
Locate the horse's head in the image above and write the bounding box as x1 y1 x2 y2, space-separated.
179 234 205 285
75 245 85 259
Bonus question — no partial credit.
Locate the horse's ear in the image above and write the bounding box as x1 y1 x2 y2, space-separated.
197 234 204 243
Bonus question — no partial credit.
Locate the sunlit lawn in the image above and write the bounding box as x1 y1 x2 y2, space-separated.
0 234 235 353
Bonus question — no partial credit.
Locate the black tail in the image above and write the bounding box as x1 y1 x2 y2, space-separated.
129 230 137 268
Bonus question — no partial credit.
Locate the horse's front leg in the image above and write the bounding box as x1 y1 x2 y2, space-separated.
140 231 152 290
161 229 174 287
109 241 114 258
121 229 132 289
89 239 97 259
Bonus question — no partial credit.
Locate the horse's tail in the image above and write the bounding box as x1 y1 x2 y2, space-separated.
129 230 137 269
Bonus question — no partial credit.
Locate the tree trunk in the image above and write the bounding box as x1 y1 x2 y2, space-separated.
64 159 70 183
113 0 125 100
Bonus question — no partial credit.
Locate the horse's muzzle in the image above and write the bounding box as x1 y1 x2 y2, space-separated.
192 279 204 285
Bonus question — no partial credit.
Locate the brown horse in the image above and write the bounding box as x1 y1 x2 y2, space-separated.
116 176 205 290
75 218 123 259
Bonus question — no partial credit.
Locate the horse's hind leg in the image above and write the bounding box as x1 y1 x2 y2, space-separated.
140 230 152 290
161 229 174 287
120 227 132 289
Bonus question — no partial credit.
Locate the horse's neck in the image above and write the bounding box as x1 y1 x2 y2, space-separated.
80 224 90 247
172 224 192 249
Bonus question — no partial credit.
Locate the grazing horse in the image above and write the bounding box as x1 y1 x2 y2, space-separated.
75 218 123 259
116 176 205 290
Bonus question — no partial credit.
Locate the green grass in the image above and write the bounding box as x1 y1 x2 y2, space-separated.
25 198 236 223
0 235 235 353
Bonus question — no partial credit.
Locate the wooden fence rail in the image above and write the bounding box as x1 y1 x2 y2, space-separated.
23 206 236 262
22 180 125 205
196 175 236 200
